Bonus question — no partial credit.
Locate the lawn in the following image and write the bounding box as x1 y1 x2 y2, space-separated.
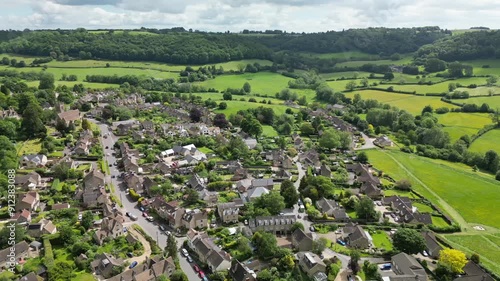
442 234 500 276
195 72 292 95
17 139 42 156
335 56 413 67
46 58 187 71
469 129 500 155
431 215 451 227
382 189 419 199
385 77 487 94
44 66 177 80
371 231 393 251
413 202 434 213
466 95 500 108
365 149 500 229
346 90 457 115
464 59 500 76
436 112 493 142
198 146 214 154
319 71 375 80
262 125 278 137
209 59 273 71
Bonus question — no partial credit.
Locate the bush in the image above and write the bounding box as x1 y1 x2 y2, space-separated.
129 189 140 201
496 171 500 181
395 179 412 190
43 238 55 268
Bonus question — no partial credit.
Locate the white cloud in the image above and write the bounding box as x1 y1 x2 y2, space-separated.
0 0 498 31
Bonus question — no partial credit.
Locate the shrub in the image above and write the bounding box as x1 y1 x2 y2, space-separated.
496 171 500 181
129 189 140 201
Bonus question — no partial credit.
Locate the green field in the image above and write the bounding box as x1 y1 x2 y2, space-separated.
371 231 393 251
320 71 376 80
25 80 118 89
365 149 500 229
44 66 178 80
442 234 500 276
262 125 279 137
300 51 380 60
437 113 493 142
347 90 457 115
210 59 273 71
196 72 292 95
469 129 500 155
214 100 294 116
466 95 500 108
335 56 413 68
456 86 499 96
385 77 488 94
464 59 500 76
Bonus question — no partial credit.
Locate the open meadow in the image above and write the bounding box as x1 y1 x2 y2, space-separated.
364 149 500 229
455 86 500 96
385 77 488 94
335 56 413 67
195 72 292 95
466 95 500 108
469 129 500 155
436 113 493 142
214 99 294 116
346 90 457 114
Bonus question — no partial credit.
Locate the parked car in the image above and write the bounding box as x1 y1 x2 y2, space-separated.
139 206 145 212
337 239 346 246
181 248 188 257
129 261 138 269
111 175 115 178
159 225 166 232
186 256 193 263
309 226 316 232
199 271 205 278
126 252 133 258
147 216 154 222
78 213 82 221
142 212 148 217
193 265 200 272
130 214 138 221
125 212 131 217
105 146 109 149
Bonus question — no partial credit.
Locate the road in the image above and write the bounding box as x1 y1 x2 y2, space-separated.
90 119 200 281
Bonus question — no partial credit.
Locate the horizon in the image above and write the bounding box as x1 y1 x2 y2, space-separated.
0 0 499 32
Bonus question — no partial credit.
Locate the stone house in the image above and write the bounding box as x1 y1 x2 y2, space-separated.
297 252 326 278
90 253 124 279
291 228 315 252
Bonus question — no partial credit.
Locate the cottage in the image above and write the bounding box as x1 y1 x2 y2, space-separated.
116 123 133 135
16 191 40 212
251 178 274 190
149 198 184 229
189 173 206 191
107 256 176 281
218 202 240 224
342 223 371 249
292 228 315 251
14 172 42 190
246 186 270 202
27 219 57 237
141 120 154 131
319 164 331 178
316 198 350 222
297 252 327 278
229 260 257 281
374 135 393 147
182 209 209 230
84 169 106 188
20 154 48 168
57 109 81 125
124 173 144 194
188 230 231 272
93 216 125 245
90 253 124 279
454 261 496 281
385 196 432 225
199 189 218 207
12 209 32 224
0 241 30 270
249 215 297 234
421 231 443 259
390 252 427 281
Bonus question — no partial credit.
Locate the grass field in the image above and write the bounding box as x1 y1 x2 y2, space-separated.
214 100 294 116
347 90 458 115
196 72 292 95
365 149 500 229
371 231 393 251
383 189 419 199
335 56 413 67
17 139 42 156
466 95 500 108
210 59 273 71
413 202 434 213
25 80 118 89
432 216 451 227
436 113 493 142
300 51 380 60
456 86 500 96
44 66 178 80
469 129 500 155
319 71 375 80
464 59 500 76
442 234 500 276
262 125 278 137
385 77 488 94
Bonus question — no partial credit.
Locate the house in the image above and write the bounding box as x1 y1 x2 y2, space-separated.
141 120 154 131
316 198 350 222
275 169 292 181
0 107 19 119
123 156 141 173
292 228 315 251
59 157 76 170
421 231 443 259
189 173 206 191
251 178 274 190
132 131 145 141
90 253 124 279
149 198 184 229
27 218 57 237
12 209 32 224
246 186 270 202
51 203 70 210
360 182 383 199
297 252 327 278
347 163 382 198
319 164 331 178
188 230 232 272
16 191 40 212
93 216 125 245
124 173 144 194
244 138 257 149
143 177 157 196
16 272 39 281
453 261 496 281
390 252 427 281
218 202 240 224
342 223 371 249
229 260 257 281
232 168 249 181
84 169 106 188
249 215 297 234
0 241 30 270
14 172 42 190
77 186 108 208
20 154 48 168
182 209 209 230
385 196 432 225
374 135 393 147
57 109 81 125
299 150 321 168
116 123 134 135
106 256 176 281
199 189 218 207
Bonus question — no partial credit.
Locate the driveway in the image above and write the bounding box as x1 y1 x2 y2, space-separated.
89 119 200 281
356 132 376 150
127 226 152 265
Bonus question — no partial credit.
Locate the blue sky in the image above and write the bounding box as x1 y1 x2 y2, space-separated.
0 0 498 32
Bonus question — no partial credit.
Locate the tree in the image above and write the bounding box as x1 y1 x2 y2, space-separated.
357 151 368 163
254 192 285 215
300 122 315 136
189 107 202 122
252 231 280 260
422 105 434 115
22 102 46 138
165 233 177 258
280 180 299 208
241 118 262 138
345 80 357 91
184 188 199 205
319 129 341 150
482 150 499 173
223 92 232 100
10 58 17 67
213 113 229 129
486 76 498 86
439 249 467 274
361 77 369 87
425 58 446 73
81 211 93 230
392 228 426 254
470 253 480 264
355 196 378 221
0 224 26 249
384 72 394 80
395 179 412 190
48 261 76 281
171 270 189 281
291 222 305 232
363 260 381 281
58 224 75 245
218 102 227 110
81 118 91 130
312 237 328 255
243 82 251 93
39 72 55 90
496 171 500 181
348 250 361 275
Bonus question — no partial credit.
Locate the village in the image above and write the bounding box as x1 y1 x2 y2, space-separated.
2 89 493 281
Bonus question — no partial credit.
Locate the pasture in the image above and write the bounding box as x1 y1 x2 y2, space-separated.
466 95 500 108
365 149 500 229
346 90 457 115
300 51 380 60
441 234 500 276
436 113 493 142
387 77 487 94
469 129 500 155
210 59 273 71
196 72 292 95
214 100 294 116
335 56 413 67
45 66 177 80
319 71 375 80
455 86 499 96
25 80 118 89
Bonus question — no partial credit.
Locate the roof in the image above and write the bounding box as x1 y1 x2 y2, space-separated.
391 252 427 278
348 225 370 243
251 178 274 188
299 252 326 270
247 186 270 200
230 260 256 281
207 250 230 268
52 203 70 210
16 272 38 281
0 241 29 264
58 109 80 122
292 228 314 245
84 169 105 183
316 198 338 213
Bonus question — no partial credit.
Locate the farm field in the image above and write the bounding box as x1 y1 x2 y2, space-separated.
441 234 500 276
455 86 500 96
214 100 295 116
364 149 500 229
300 51 380 60
464 59 500 76
466 95 500 108
210 59 273 71
319 71 375 80
25 80 118 89
469 129 500 155
195 72 292 95
386 77 487 94
335 56 413 67
346 90 457 115
436 113 493 142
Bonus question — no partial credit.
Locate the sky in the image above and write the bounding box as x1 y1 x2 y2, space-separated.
0 0 499 32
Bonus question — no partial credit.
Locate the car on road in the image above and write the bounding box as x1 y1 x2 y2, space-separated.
130 214 138 221
186 256 193 263
199 271 205 278
147 216 154 222
105 146 109 149
159 225 166 231
309 226 316 232
181 248 188 257
142 212 148 217
202 277 209 281
337 239 346 246
129 261 138 269
193 265 200 272
126 212 131 217
78 213 82 220
111 175 115 178
139 206 145 212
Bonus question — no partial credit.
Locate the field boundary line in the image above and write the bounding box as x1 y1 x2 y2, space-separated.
380 150 469 229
